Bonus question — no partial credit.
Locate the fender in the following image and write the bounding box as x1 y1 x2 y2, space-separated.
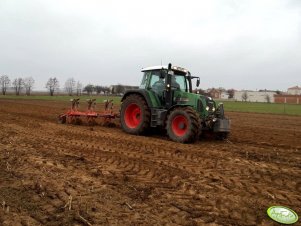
121 89 153 107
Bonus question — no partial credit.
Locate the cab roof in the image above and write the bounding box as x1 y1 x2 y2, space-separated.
141 65 189 73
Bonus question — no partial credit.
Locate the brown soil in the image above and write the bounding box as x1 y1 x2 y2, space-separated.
0 99 300 226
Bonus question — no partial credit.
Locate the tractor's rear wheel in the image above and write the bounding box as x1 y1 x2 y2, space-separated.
166 107 200 143
120 94 150 135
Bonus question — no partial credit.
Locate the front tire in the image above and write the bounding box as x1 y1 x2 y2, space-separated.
166 107 200 143
120 94 150 135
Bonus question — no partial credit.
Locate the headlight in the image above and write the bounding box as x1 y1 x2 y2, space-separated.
206 106 209 111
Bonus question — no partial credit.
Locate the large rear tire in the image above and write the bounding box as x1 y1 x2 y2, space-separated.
166 107 200 143
120 94 150 135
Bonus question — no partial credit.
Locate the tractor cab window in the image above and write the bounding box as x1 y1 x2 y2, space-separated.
150 71 165 95
139 72 151 89
172 74 187 92
149 71 163 86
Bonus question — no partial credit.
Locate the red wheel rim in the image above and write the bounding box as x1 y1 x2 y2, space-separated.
125 103 141 128
172 115 188 137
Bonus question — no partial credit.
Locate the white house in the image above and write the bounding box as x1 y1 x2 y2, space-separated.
234 91 276 103
287 86 301 95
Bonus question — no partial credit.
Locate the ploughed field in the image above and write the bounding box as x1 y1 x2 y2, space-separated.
0 99 300 226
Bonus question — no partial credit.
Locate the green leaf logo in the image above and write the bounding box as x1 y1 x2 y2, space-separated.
267 206 299 224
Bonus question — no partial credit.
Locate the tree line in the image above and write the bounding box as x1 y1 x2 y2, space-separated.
0 75 35 96
46 77 112 96
0 75 127 96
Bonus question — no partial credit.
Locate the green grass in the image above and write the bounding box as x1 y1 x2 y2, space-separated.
1 95 300 116
0 95 122 104
217 100 301 116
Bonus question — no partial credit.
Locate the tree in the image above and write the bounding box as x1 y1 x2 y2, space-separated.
265 94 271 103
24 77 35 96
83 84 94 95
64 78 76 96
103 86 110 95
0 75 10 95
112 84 125 95
76 81 82 96
241 91 248 102
12 78 24 96
227 89 235 99
94 85 102 95
46 77 60 96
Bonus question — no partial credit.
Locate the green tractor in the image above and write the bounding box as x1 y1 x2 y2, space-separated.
120 63 230 143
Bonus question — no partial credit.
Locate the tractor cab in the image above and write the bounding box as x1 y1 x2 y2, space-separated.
140 64 200 109
140 65 199 93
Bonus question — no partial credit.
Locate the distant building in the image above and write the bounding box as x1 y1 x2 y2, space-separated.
204 88 229 99
287 86 301 95
234 90 276 103
220 91 229 99
207 88 221 99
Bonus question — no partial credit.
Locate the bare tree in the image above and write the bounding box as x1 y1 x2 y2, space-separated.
265 94 271 103
112 84 125 95
95 85 102 95
0 75 10 95
12 78 24 95
24 77 35 96
242 91 248 102
64 78 76 96
227 89 235 99
83 84 94 95
103 86 110 95
46 77 60 96
76 81 82 96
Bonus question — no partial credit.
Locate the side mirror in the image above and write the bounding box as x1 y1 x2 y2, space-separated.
196 78 200 87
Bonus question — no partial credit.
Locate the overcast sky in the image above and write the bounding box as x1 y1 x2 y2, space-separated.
0 0 301 91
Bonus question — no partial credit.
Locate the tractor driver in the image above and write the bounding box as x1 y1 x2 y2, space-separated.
152 76 165 96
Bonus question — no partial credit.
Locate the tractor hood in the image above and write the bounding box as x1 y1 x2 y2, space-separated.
173 91 217 118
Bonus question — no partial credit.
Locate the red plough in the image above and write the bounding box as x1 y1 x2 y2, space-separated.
58 98 119 125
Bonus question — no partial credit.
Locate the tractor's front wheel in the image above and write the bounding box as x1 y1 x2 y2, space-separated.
166 107 200 143
120 94 150 135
